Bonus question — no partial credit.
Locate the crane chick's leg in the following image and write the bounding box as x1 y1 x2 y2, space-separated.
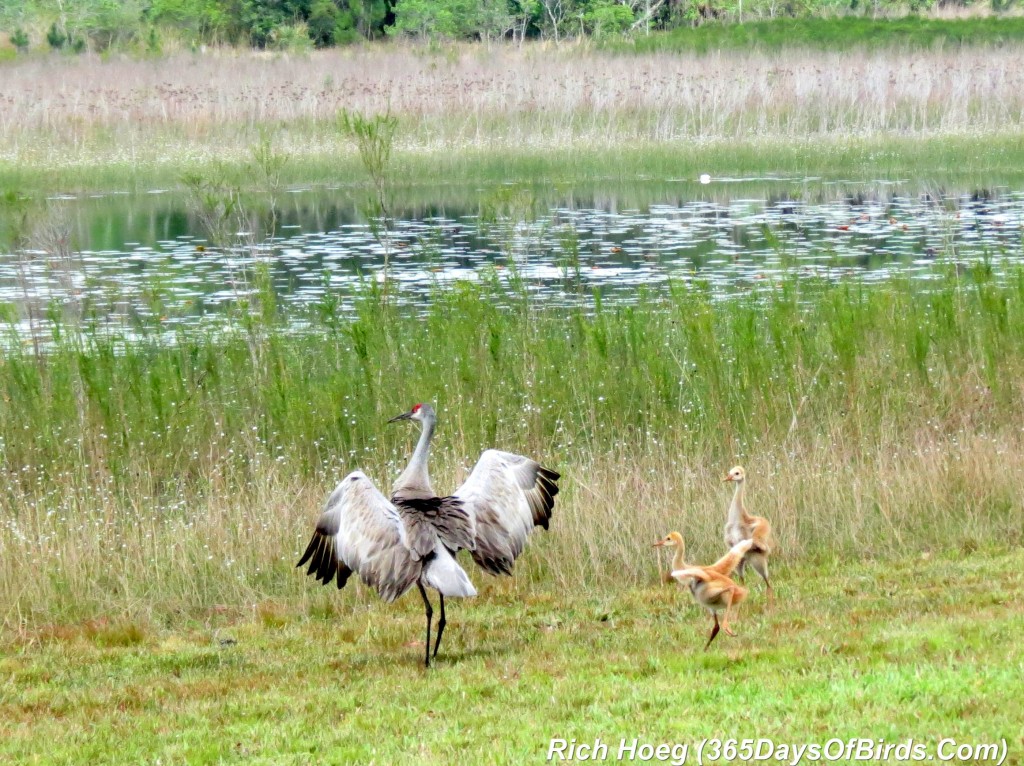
433 594 447 660
704 611 721 651
417 583 433 668
749 554 773 604
720 590 737 637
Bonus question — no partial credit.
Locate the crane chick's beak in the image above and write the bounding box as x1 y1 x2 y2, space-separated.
388 410 414 423
652 541 664 548
722 474 733 482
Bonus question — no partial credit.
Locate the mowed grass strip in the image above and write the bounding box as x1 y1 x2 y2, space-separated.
1 549 1021 765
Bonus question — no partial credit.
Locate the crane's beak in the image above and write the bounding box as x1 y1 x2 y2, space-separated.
722 474 733 482
388 410 414 423
652 540 665 548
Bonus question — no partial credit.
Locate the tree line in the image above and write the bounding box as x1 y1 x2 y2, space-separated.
0 0 1013 53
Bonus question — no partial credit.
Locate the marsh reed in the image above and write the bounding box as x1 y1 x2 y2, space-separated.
2 265 1024 631
2 45 1024 173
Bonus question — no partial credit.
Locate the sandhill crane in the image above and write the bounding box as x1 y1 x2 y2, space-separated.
723 466 773 601
297 402 560 667
655 532 753 649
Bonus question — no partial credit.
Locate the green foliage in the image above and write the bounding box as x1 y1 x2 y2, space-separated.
83 0 146 51
625 16 1024 53
147 0 231 42
146 25 162 53
9 27 29 51
234 0 377 48
583 0 634 36
389 0 469 38
338 109 399 291
2 0 1022 47
307 0 359 45
388 0 517 40
46 21 66 49
338 109 398 219
0 189 38 251
249 129 290 236
271 21 315 51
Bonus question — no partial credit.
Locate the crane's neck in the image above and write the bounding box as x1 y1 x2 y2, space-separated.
392 416 436 498
728 480 751 525
670 540 687 572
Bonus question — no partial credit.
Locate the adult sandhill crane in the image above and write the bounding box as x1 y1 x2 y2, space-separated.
723 465 773 601
655 532 753 650
297 402 560 667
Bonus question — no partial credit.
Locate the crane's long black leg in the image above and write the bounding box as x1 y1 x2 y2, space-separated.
704 612 721 651
433 595 446 660
417 583 433 668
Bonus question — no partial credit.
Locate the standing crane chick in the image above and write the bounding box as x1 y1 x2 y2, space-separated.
297 402 559 667
722 466 773 602
656 533 753 650
653 530 688 584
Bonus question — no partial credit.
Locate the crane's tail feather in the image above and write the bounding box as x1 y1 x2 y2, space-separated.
424 545 477 598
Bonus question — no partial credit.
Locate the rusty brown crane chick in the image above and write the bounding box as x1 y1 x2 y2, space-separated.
665 537 754 650
722 466 773 602
653 531 688 584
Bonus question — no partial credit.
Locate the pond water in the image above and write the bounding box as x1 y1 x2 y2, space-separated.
2 178 1023 337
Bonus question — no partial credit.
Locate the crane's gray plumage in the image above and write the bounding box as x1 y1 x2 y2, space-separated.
455 450 559 576
297 402 559 667
296 471 476 603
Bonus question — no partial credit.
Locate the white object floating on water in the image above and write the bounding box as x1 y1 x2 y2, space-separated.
699 174 712 185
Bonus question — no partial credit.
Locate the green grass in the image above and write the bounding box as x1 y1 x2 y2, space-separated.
3 267 1024 629
625 17 1024 55
2 549 1021 764
4 129 1024 199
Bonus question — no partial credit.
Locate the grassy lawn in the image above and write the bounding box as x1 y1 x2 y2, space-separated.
2 549 1020 764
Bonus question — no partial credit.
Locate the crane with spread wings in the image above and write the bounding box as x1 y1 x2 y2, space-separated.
297 403 560 667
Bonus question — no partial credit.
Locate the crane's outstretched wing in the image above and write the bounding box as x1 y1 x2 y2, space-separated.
296 471 421 602
454 450 560 576
671 568 734 600
706 540 754 577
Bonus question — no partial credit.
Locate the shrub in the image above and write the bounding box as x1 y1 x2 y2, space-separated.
10 28 29 52
584 1 634 36
46 22 67 49
272 22 315 52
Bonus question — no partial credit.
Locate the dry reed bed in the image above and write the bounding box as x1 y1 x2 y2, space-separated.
3 427 1020 632
2 45 1023 165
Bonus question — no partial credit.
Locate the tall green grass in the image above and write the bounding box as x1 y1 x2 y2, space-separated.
2 263 1024 630
624 17 1024 55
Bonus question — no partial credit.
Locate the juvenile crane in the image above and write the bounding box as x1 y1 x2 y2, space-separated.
654 531 753 650
297 403 560 667
722 465 773 601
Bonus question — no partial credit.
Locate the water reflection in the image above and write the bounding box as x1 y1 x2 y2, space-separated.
2 182 1022 338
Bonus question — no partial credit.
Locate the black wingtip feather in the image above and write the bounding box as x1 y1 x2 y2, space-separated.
529 465 560 528
296 536 317 569
336 566 352 589
296 531 349 589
